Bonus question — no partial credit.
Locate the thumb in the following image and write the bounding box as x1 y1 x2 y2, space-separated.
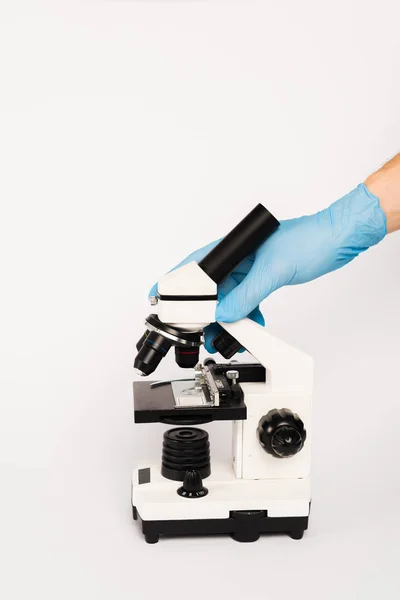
215 264 270 322
148 282 158 299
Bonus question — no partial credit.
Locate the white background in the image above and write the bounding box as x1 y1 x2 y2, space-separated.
1 1 400 598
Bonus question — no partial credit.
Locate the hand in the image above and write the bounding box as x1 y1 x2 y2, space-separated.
150 183 386 352
216 183 386 321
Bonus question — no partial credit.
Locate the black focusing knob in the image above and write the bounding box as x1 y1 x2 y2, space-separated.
258 409 306 458
212 330 242 359
177 469 208 499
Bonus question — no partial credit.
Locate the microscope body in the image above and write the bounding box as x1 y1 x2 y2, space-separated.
132 205 313 543
158 261 217 328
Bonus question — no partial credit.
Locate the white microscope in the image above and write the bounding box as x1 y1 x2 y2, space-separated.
132 205 313 543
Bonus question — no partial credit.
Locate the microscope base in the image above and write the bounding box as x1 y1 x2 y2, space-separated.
133 506 308 544
132 462 311 543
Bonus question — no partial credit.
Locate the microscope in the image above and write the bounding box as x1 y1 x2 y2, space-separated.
132 205 313 543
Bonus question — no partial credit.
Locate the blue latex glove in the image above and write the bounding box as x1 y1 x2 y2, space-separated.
216 183 386 322
150 183 386 352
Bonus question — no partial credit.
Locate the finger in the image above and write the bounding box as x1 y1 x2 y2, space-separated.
148 282 158 298
204 308 264 357
216 262 270 322
248 306 265 327
216 256 255 300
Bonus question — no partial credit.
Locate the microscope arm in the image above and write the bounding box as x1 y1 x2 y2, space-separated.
221 318 313 393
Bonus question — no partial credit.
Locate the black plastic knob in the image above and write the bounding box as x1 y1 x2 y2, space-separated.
177 469 208 499
257 409 306 458
212 330 242 359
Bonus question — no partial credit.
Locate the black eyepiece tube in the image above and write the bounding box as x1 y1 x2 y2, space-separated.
198 204 279 284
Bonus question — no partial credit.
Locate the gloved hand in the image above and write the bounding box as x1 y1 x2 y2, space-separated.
150 183 386 352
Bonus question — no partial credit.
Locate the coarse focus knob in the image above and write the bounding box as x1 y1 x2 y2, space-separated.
257 409 306 458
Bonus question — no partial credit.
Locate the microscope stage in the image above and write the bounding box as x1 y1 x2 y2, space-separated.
133 380 247 424
133 362 266 424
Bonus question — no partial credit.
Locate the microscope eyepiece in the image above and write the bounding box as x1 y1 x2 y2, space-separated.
198 203 279 284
